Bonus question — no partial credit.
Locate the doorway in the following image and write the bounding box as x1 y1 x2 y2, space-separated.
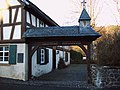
52 49 56 70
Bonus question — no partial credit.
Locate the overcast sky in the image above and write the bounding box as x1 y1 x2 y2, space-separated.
30 0 120 26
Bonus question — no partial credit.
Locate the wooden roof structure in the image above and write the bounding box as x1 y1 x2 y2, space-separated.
22 0 101 83
23 26 101 45
22 0 101 46
23 0 101 46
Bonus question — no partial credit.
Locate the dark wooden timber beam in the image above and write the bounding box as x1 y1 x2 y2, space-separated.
87 44 92 84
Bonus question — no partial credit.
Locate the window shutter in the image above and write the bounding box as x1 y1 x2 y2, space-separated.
65 52 68 62
37 48 49 65
9 45 17 64
45 49 49 64
37 48 41 64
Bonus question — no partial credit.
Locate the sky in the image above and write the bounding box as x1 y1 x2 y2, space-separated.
30 0 120 26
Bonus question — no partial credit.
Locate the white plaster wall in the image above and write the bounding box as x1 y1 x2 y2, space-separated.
65 52 70 65
32 48 53 77
59 50 64 59
56 50 70 69
0 44 28 81
56 50 60 69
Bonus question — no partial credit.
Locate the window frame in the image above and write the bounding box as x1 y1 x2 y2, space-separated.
0 45 9 64
0 45 17 64
40 49 45 64
65 52 68 62
37 48 49 65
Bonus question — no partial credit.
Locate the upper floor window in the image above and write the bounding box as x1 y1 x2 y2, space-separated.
0 46 9 64
40 21 44 27
83 21 86 26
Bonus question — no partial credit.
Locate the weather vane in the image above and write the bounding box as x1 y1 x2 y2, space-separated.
81 0 86 9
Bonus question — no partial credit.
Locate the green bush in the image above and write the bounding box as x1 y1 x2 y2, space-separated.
95 26 120 66
70 50 83 64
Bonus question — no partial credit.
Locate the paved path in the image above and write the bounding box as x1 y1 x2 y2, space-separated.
30 64 91 89
36 64 88 81
0 64 120 90
0 64 92 90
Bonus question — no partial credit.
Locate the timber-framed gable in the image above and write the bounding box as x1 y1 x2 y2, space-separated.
0 0 58 44
0 3 23 43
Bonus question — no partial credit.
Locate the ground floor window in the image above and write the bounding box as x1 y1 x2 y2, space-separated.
0 46 9 64
37 48 49 65
65 52 68 62
0 45 17 64
40 49 45 64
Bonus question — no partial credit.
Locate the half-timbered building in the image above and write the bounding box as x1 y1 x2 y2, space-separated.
0 0 70 81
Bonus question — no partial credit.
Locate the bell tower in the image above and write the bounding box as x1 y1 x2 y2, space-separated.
78 0 91 28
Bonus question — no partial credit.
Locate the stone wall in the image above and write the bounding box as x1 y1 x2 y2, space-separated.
91 65 120 88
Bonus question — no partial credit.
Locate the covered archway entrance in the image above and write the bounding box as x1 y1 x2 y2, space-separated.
24 26 100 83
23 6 101 83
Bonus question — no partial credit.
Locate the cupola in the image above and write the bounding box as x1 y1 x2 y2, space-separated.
78 0 91 27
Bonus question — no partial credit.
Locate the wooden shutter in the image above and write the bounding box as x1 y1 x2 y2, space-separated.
9 45 17 64
65 52 68 62
45 49 49 64
37 48 49 65
37 48 41 64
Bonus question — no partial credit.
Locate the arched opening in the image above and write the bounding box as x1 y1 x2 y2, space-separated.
27 42 93 83
70 45 86 64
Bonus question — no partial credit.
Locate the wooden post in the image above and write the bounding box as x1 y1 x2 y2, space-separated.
87 44 92 84
78 44 92 83
28 44 32 80
52 46 57 70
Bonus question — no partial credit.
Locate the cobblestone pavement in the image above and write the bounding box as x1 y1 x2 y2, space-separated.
0 64 120 90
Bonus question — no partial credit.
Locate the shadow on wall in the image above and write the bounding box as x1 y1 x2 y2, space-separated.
58 58 67 69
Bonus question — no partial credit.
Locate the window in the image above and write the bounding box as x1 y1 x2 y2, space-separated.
40 49 45 64
37 18 39 27
0 45 17 64
83 21 86 26
31 14 36 26
39 21 44 27
0 46 9 63
65 52 68 62
37 48 49 65
18 53 24 63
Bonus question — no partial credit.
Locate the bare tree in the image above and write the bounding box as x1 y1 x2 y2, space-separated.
113 0 120 17
88 0 103 27
70 0 103 27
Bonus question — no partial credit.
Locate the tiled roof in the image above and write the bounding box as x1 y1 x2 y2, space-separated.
78 8 91 22
23 26 101 38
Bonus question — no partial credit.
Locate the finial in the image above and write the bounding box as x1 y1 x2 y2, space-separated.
81 0 86 9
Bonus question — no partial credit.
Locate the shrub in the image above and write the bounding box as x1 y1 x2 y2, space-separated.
95 26 120 66
70 50 83 64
